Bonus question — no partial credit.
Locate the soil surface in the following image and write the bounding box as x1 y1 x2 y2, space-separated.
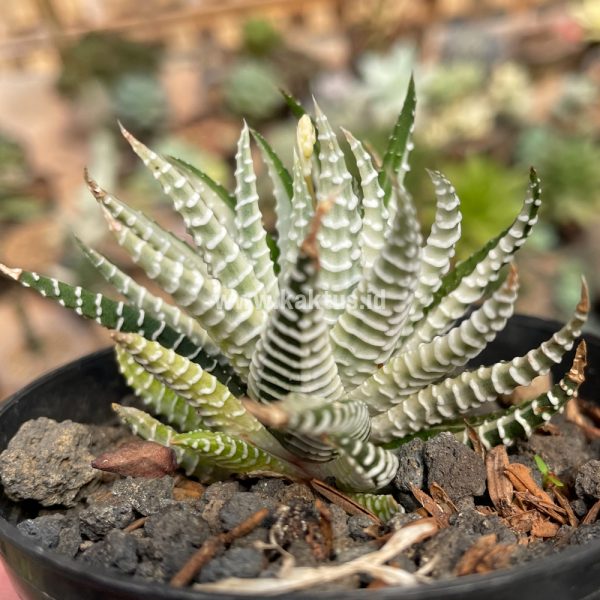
2 404 600 593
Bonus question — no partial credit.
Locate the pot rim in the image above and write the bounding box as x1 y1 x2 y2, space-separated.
0 314 598 599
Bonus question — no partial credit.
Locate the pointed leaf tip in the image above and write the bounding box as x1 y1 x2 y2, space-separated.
84 170 107 201
570 340 587 384
579 277 590 313
0 263 22 280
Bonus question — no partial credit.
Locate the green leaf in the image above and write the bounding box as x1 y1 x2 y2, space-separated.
403 168 542 350
251 128 293 271
372 289 588 443
169 156 235 212
2 265 244 394
279 88 308 119
379 76 416 205
346 493 403 521
233 124 278 302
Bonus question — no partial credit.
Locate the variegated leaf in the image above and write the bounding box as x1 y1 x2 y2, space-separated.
116 346 204 432
458 340 586 449
234 124 278 303
85 171 210 277
251 128 293 262
370 282 588 442
248 205 345 461
346 493 403 521
342 128 388 275
403 169 541 350
379 76 416 208
169 156 237 233
330 183 422 389
253 393 370 441
0 265 244 392
99 214 265 374
324 437 399 492
313 102 362 323
354 265 519 414
78 240 220 357
113 332 285 455
171 429 299 477
394 341 587 451
403 170 462 333
281 149 314 276
119 124 265 302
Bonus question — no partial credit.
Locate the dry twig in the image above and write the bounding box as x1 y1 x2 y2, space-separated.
193 519 438 595
310 479 381 523
170 508 269 588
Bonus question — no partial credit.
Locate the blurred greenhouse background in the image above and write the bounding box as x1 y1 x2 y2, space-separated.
0 0 599 397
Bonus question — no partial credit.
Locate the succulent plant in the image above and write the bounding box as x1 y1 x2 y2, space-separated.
1 81 589 519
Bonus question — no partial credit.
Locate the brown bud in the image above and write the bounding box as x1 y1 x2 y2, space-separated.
92 441 178 478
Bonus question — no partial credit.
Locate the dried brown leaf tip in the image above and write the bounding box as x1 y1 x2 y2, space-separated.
92 440 178 478
456 534 516 576
410 484 455 528
486 446 514 516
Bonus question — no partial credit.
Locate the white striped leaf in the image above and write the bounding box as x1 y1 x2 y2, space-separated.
324 437 399 492
119 124 265 302
248 207 345 461
314 102 362 324
330 183 422 389
403 169 541 351
342 128 388 276
78 241 221 359
370 282 588 442
85 172 210 277
112 404 221 481
171 429 299 477
0 265 243 392
113 332 283 455
234 124 278 303
101 216 265 374
280 149 314 276
354 265 520 414
251 128 293 262
169 156 237 233
346 493 403 521
116 346 204 432
402 170 462 335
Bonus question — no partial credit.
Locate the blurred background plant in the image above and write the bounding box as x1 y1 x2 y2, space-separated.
0 0 599 397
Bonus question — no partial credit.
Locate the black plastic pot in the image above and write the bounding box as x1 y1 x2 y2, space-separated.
0 315 599 600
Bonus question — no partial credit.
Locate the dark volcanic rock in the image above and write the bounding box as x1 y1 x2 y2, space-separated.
199 481 243 531
79 498 135 540
112 476 174 516
17 514 81 557
521 422 590 480
570 522 600 546
575 460 600 500
219 492 277 532
80 529 139 574
276 482 315 505
0 418 99 506
450 509 517 544
424 433 486 501
393 438 425 493
197 547 265 583
347 514 377 541
417 526 476 578
141 503 211 578
250 478 286 498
